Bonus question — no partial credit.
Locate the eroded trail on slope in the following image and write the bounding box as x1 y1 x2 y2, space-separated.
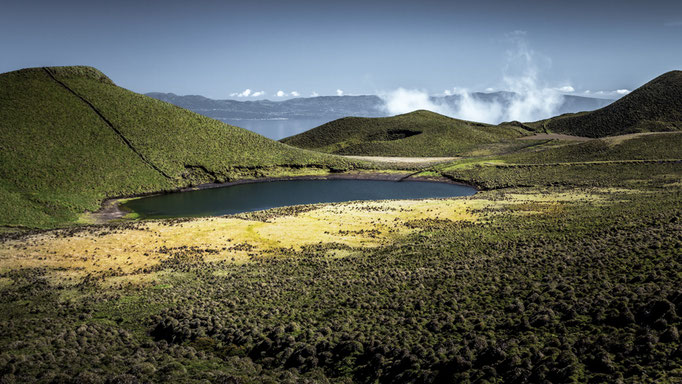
42 67 173 180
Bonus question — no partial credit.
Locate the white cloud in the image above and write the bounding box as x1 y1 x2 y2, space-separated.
590 89 630 97
379 33 565 124
443 89 452 96
485 87 495 92
275 90 300 97
450 88 505 122
381 88 453 116
310 91 319 97
336 89 344 96
584 90 591 94
556 85 575 93
229 88 265 98
502 75 562 122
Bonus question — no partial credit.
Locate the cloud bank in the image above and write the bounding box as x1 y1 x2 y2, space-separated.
381 68 563 123
275 90 301 97
381 88 452 116
230 88 266 98
380 33 579 124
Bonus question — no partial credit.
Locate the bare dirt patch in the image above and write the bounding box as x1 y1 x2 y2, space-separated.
344 156 460 165
602 131 681 145
518 133 593 141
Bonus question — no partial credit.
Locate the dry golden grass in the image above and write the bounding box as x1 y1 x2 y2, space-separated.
0 190 610 285
0 198 478 282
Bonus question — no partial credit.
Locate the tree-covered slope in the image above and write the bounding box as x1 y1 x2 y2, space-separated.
281 110 529 156
0 66 352 228
535 70 682 137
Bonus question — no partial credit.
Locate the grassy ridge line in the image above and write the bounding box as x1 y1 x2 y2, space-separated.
0 67 171 227
432 132 682 190
531 70 682 137
483 159 682 167
442 163 681 190
494 132 682 164
0 66 359 228
53 69 356 178
42 67 173 179
281 110 530 157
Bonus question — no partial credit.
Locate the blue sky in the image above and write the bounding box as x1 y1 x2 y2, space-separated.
1 0 680 99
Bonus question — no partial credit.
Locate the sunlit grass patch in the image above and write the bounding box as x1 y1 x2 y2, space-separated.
0 187 654 288
0 197 481 283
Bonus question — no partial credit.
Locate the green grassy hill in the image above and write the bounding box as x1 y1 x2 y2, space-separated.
280 110 529 156
434 132 682 189
0 66 353 228
533 70 682 137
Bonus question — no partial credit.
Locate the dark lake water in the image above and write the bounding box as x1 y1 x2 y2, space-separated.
122 179 476 219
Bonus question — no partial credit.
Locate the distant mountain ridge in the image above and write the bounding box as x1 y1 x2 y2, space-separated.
145 93 386 120
146 92 613 122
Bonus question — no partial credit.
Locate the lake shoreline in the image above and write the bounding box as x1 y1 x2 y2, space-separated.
91 171 477 224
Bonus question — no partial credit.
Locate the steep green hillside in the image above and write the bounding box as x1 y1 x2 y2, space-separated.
534 70 682 137
0 66 352 228
281 110 529 156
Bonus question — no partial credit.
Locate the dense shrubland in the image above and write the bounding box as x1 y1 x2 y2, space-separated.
1 180 680 382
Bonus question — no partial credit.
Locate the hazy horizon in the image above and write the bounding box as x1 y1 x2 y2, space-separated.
2 0 681 100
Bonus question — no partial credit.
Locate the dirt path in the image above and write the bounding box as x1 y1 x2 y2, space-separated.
517 133 593 141
602 131 681 145
518 131 680 143
343 156 459 165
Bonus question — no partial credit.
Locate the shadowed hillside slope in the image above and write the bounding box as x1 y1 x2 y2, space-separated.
535 70 682 137
281 110 529 156
0 66 352 227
